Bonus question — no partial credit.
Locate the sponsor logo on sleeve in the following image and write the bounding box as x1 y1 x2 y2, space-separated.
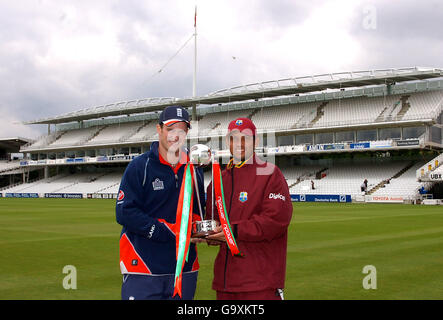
269 193 286 201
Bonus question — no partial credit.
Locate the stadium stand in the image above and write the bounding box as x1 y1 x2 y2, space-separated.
288 161 410 196
0 160 21 173
6 68 442 202
417 153 443 181
126 121 159 142
20 88 443 151
1 171 123 195
317 95 398 126
407 90 443 119
85 122 145 145
189 109 253 137
251 102 318 130
49 127 100 147
372 162 432 198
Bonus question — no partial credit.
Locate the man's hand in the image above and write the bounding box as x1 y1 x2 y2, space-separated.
205 226 226 243
190 235 223 246
190 237 207 244
191 225 226 246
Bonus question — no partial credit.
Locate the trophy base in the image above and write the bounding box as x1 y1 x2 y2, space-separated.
192 220 219 238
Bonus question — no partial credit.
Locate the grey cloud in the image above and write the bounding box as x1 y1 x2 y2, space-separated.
2 0 443 139
354 0 443 40
348 0 443 68
254 0 322 29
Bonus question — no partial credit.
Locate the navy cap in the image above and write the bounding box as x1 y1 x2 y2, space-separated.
159 106 191 128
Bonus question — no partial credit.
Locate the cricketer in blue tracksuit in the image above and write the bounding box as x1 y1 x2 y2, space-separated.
116 141 205 300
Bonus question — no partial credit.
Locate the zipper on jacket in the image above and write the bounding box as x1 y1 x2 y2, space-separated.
175 174 178 188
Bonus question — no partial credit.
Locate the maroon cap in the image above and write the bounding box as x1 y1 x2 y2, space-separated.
227 117 256 136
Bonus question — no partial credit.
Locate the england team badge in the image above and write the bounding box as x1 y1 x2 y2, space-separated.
239 191 248 203
152 178 164 191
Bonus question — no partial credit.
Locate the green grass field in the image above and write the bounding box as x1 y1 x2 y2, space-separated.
1 198 442 300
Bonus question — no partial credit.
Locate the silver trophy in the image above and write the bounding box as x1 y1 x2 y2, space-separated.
189 144 219 237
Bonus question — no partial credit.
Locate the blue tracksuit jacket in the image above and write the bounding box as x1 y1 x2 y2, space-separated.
116 142 205 275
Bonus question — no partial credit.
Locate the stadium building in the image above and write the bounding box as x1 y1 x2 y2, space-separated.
1 67 442 203
0 137 32 189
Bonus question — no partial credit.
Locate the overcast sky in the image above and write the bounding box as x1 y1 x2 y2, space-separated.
1 0 443 139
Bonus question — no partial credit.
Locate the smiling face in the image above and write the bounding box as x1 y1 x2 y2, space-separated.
227 130 257 162
156 121 188 163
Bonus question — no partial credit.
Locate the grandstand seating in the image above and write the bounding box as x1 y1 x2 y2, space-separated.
316 95 399 127
24 132 62 148
2 159 436 200
250 102 318 130
86 122 145 144
280 165 324 187
372 162 433 197
0 161 21 173
189 109 253 137
126 121 159 142
21 89 443 150
289 161 411 196
60 172 123 193
205 161 430 200
406 91 443 119
2 174 69 193
5 69 442 205
1 172 122 195
49 127 99 147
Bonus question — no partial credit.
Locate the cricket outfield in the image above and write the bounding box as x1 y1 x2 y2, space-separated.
0 199 442 300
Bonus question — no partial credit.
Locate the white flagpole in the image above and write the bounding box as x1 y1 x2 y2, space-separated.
193 5 197 98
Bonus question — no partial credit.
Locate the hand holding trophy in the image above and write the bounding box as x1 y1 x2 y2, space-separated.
189 144 220 238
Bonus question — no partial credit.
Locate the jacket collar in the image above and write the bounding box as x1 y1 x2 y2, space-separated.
227 153 255 170
148 141 160 161
148 141 189 167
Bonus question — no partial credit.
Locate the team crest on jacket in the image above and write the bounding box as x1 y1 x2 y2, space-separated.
152 178 164 191
239 191 248 203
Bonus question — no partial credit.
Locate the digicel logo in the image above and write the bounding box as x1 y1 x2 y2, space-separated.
118 190 125 201
269 193 286 201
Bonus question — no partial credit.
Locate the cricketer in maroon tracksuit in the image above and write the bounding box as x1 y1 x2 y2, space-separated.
205 154 293 299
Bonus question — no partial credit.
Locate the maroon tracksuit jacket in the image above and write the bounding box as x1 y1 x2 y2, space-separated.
205 155 293 293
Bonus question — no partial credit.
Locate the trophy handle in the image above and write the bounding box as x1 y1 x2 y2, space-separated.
191 165 204 221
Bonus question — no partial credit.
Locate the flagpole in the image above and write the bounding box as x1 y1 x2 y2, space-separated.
192 6 197 121
193 5 197 98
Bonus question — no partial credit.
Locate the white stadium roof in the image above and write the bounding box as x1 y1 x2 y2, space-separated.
23 67 443 125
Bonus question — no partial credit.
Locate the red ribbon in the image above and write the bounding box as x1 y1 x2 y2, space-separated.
173 163 194 298
212 160 243 257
